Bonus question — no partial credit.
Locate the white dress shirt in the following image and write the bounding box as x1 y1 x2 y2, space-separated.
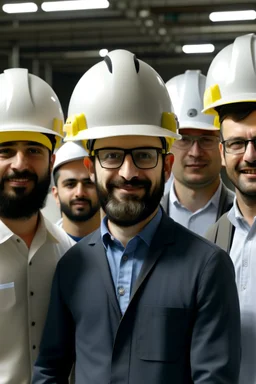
0 213 75 384
168 179 222 236
228 200 256 384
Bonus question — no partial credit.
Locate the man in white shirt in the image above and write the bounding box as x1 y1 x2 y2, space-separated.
161 70 234 236
0 68 74 384
52 141 100 241
204 33 256 384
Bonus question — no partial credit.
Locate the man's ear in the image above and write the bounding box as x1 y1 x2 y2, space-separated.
52 186 60 208
219 143 226 167
164 153 174 182
84 156 95 183
50 153 55 173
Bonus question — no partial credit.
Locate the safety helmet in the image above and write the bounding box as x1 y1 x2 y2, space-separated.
166 70 218 131
0 68 64 151
64 49 181 152
203 33 256 118
53 141 88 173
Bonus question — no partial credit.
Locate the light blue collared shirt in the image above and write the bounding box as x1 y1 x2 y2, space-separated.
228 199 256 384
101 208 162 315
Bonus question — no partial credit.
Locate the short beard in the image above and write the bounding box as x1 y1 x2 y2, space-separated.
0 168 51 219
95 169 165 227
59 198 100 223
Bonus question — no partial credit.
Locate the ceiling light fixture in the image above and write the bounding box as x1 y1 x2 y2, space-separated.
41 0 109 12
182 44 215 54
2 2 38 13
209 10 256 22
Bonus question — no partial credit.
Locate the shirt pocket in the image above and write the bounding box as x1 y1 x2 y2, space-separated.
0 282 16 310
136 306 194 362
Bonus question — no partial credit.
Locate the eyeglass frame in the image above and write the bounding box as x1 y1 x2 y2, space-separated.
172 134 220 150
221 138 256 155
90 147 167 169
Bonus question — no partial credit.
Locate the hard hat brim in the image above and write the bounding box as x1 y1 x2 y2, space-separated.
203 93 256 114
0 125 63 138
64 124 181 142
178 121 219 131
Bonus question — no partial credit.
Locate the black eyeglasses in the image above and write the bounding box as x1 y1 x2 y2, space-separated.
221 138 256 154
91 147 166 169
172 135 220 150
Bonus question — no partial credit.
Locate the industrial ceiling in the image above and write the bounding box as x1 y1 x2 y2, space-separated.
0 0 255 110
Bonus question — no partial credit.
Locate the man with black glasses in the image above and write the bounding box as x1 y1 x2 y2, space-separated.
33 50 241 384
162 70 234 236
204 33 256 384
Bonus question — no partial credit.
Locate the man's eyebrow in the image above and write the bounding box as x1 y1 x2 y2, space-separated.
62 178 91 183
0 141 45 148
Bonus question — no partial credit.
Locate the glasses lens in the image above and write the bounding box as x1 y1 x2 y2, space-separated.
198 136 219 149
172 136 192 149
224 139 245 154
97 149 124 168
132 148 158 168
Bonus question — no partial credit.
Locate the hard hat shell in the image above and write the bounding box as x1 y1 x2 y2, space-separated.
0 68 64 140
166 70 218 131
203 34 256 115
64 49 180 150
53 141 88 173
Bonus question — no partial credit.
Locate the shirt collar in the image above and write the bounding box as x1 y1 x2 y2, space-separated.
0 212 62 245
169 179 222 210
101 207 162 249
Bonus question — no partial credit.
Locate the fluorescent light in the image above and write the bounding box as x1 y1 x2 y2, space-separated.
182 44 215 54
158 27 167 36
2 2 38 13
99 48 108 57
41 0 109 12
210 10 256 22
144 19 154 27
139 9 150 18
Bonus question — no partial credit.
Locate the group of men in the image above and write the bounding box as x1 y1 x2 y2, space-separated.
0 32 256 384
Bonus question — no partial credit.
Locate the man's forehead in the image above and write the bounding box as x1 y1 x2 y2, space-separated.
94 135 162 149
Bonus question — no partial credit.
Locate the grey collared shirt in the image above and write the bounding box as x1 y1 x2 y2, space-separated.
228 200 256 384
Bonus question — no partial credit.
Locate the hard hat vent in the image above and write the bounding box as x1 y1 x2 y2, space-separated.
104 55 113 73
187 108 198 117
133 55 140 73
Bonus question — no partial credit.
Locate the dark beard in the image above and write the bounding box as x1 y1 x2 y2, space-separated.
59 198 100 222
0 168 51 219
95 169 165 227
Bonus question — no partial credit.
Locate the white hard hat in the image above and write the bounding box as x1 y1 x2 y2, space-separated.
64 49 181 152
0 68 64 150
203 33 256 117
53 141 88 173
166 70 218 131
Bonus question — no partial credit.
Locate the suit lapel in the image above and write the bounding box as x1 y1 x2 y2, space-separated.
130 212 176 300
88 231 122 318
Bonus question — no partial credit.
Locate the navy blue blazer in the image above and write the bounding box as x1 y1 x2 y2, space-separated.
33 211 241 384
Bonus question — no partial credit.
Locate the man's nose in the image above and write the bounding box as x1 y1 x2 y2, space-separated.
118 154 139 180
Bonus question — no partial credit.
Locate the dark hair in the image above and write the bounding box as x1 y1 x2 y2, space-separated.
216 102 256 125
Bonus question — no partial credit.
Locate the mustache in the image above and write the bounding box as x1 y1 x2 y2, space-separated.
3 170 37 182
108 178 151 189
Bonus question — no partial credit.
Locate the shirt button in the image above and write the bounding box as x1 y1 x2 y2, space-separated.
32 345 36 350
31 322 36 326
16 239 21 243
29 262 32 266
30 291 34 296
123 254 128 262
118 286 125 296
243 260 248 267
242 285 247 291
